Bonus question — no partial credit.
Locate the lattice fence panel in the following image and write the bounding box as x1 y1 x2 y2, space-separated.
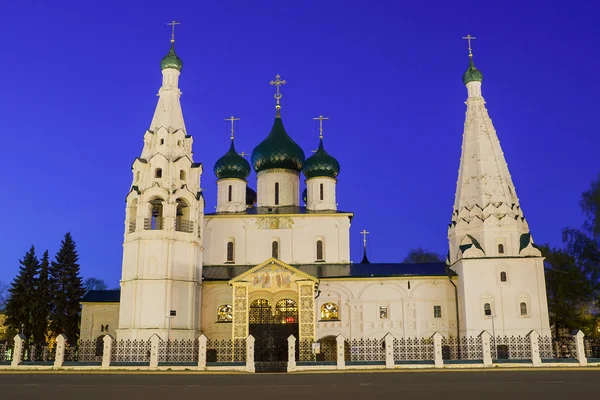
78 340 103 362
441 336 483 360
206 339 234 362
538 336 554 359
492 336 531 359
111 339 151 363
552 337 576 359
0 341 13 362
345 338 385 362
299 339 315 362
158 339 199 363
22 343 55 362
584 337 600 359
393 337 434 361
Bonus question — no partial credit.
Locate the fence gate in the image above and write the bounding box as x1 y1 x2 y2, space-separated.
249 298 298 373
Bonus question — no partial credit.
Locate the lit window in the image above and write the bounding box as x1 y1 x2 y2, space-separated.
434 305 442 318
320 303 339 320
272 241 279 259
155 168 162 178
228 185 232 202
520 302 528 316
379 306 388 319
500 271 507 282
484 303 492 316
319 183 324 201
316 240 324 261
180 170 186 180
217 304 233 322
226 241 234 263
275 182 280 205
498 244 505 254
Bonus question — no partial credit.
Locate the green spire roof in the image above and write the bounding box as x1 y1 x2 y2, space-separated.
214 140 251 180
302 139 340 179
251 115 305 173
160 41 183 71
462 54 483 85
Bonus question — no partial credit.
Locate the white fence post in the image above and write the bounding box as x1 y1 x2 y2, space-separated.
246 335 255 373
336 334 346 370
527 330 541 366
432 332 443 368
102 334 114 369
384 333 394 369
54 334 67 368
197 334 207 369
287 335 297 372
150 334 160 368
479 331 493 367
11 333 26 368
572 330 587 366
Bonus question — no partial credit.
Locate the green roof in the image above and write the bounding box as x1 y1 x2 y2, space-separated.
462 55 483 85
302 139 340 179
251 116 305 173
214 140 251 180
160 42 183 72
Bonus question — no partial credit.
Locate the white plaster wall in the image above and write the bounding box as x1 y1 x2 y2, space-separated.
306 177 337 211
256 169 299 207
216 179 247 212
201 283 234 339
80 303 120 342
203 215 351 265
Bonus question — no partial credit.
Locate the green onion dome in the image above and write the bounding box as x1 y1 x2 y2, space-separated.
302 139 340 179
462 55 483 85
160 42 183 72
251 116 305 173
214 141 251 180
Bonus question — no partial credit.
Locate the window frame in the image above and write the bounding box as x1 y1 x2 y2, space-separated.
316 240 324 261
433 305 442 318
320 302 339 321
519 301 528 316
155 168 162 178
274 182 280 205
217 304 233 323
226 241 234 263
500 271 507 282
272 240 279 259
379 305 389 319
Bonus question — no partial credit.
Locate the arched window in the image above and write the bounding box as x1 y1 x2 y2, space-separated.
180 170 186 180
319 183 324 201
274 182 280 205
320 303 339 320
500 271 507 282
272 240 279 259
228 185 232 202
128 199 138 233
226 241 234 263
95 335 105 357
217 304 233 322
316 240 324 261
155 168 162 178
175 199 192 232
498 244 505 254
177 140 182 146
146 199 164 230
520 302 528 316
484 303 492 316
160 138 165 145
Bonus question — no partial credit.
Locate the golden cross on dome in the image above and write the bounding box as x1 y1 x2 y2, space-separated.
360 229 369 247
313 115 329 139
270 74 286 109
239 151 248 158
462 34 476 55
167 20 180 42
225 116 240 140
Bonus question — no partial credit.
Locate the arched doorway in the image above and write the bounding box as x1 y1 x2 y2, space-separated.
249 298 298 372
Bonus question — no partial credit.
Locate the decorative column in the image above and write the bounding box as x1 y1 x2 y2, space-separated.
572 330 587 366
232 283 249 359
298 282 316 361
479 331 493 367
102 335 114 369
288 335 297 372
246 335 255 373
432 332 443 368
527 330 541 366
336 334 346 370
11 334 26 367
384 333 395 369
150 334 160 368
198 334 207 369
54 334 67 368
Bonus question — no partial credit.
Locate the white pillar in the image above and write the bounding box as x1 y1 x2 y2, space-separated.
197 334 207 369
572 330 587 366
336 334 346 370
432 332 443 368
527 330 541 366
150 334 160 368
384 333 394 369
102 335 114 369
54 334 67 368
246 335 255 373
480 331 493 367
11 334 26 367
287 335 297 372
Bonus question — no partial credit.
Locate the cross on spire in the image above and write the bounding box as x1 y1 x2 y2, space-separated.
462 34 476 56
225 116 240 140
168 20 180 43
360 229 370 264
313 115 329 140
270 74 286 110
360 229 369 247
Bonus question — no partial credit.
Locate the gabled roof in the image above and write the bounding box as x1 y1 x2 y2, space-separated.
81 290 120 303
228 257 319 284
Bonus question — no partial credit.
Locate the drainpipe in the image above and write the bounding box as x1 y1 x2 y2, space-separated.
448 272 461 359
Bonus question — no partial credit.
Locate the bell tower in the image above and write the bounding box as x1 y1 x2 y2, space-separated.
117 25 204 340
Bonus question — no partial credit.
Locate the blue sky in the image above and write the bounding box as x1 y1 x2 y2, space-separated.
1 1 598 287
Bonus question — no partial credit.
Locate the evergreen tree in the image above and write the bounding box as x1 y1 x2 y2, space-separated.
31 251 51 344
4 246 39 340
49 233 85 343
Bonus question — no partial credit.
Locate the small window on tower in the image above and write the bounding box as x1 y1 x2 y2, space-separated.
160 139 165 145
155 168 162 178
177 140 182 146
228 185 232 202
500 271 507 282
520 302 528 316
434 305 442 318
319 183 324 201
274 182 280 205
316 240 324 261
498 244 505 254
226 241 234 263
180 170 186 180
272 241 279 259
379 306 388 319
484 303 492 316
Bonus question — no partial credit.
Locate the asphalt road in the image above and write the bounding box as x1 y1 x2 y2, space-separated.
0 370 598 400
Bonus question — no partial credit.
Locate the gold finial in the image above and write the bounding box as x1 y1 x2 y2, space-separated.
224 116 240 140
167 20 180 43
270 74 287 111
313 115 329 140
360 229 369 248
462 34 476 56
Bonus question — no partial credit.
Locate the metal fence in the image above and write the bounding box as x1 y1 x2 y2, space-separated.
64 340 103 363
393 337 434 361
492 336 531 360
0 341 14 362
22 343 55 363
441 336 483 360
206 339 246 363
345 338 386 362
158 339 199 363
539 336 577 359
110 339 151 363
584 337 600 359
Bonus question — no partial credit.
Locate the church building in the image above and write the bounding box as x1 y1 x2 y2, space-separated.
79 34 552 352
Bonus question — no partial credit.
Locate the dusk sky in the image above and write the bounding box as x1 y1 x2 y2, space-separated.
1 1 598 287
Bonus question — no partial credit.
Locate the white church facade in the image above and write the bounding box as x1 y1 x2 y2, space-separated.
80 35 552 352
